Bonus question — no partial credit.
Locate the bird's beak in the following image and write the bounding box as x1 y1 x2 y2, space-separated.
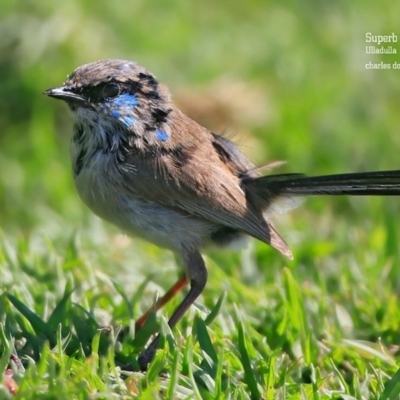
44 86 86 103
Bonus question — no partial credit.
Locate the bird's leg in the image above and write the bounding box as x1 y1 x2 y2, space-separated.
138 250 207 371
135 275 188 331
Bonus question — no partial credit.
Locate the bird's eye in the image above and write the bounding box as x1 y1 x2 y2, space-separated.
103 83 120 98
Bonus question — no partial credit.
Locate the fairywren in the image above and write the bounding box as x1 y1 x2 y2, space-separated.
45 59 400 370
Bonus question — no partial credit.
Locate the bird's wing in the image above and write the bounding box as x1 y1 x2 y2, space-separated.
120 132 292 258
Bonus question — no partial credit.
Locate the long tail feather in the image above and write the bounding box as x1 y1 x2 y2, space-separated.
246 170 400 198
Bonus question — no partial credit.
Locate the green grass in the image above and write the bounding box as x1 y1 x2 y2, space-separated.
2 224 400 399
1 0 400 398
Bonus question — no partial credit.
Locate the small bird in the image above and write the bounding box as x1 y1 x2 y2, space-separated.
45 59 400 370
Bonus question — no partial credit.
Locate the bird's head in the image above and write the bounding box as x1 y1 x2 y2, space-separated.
45 59 173 145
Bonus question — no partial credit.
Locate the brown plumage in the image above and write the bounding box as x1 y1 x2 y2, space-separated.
45 59 400 370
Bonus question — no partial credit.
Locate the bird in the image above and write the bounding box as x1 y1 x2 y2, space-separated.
44 59 400 370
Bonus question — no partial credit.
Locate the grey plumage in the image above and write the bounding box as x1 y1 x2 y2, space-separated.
45 59 400 370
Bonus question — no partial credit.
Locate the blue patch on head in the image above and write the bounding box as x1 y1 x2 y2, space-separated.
110 110 120 118
113 93 139 108
121 116 136 127
155 130 169 141
118 62 133 71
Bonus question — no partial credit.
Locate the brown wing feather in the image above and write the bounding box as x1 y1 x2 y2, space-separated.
121 110 292 258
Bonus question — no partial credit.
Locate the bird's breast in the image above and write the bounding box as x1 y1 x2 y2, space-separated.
72 151 216 251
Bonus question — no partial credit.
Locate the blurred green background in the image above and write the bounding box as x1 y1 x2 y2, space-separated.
1 1 400 396
1 0 399 271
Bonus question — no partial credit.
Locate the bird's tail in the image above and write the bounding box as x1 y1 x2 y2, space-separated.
244 170 400 217
242 169 400 259
245 170 400 198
